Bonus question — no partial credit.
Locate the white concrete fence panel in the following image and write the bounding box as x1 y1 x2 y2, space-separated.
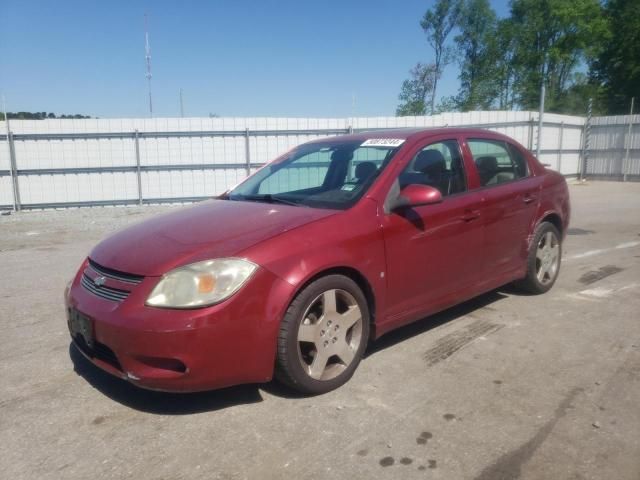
0 111 634 210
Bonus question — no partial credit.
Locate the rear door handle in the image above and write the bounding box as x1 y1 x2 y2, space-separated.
523 194 537 204
460 210 481 222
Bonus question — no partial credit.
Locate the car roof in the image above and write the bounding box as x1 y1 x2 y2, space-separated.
308 127 508 145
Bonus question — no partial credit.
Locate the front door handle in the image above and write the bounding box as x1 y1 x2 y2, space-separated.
460 210 481 222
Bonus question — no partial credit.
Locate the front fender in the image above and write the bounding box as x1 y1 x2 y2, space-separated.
241 199 388 329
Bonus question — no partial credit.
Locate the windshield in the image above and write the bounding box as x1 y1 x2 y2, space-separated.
227 139 403 210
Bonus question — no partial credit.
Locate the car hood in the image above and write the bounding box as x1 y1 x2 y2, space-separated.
90 199 337 276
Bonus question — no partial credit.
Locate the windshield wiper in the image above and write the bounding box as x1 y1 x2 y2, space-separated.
234 194 303 207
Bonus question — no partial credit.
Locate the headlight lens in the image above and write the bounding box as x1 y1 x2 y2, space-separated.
146 258 257 308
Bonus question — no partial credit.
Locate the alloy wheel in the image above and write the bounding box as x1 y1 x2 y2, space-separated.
296 289 363 381
536 231 560 285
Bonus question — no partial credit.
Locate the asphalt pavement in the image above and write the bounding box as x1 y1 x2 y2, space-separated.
1 180 639 480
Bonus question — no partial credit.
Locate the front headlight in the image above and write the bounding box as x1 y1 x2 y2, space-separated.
146 258 258 308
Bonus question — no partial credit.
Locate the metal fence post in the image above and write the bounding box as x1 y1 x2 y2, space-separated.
623 97 635 182
578 123 586 180
527 116 534 151
2 96 19 211
134 129 143 205
244 128 251 176
7 131 21 211
557 121 564 173
585 98 592 178
579 99 593 180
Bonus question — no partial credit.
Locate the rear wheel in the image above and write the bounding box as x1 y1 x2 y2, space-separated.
275 275 370 395
516 221 562 294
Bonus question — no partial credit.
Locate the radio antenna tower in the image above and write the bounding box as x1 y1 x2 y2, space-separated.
144 13 153 117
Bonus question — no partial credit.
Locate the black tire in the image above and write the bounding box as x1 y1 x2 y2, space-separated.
275 274 370 395
515 221 562 294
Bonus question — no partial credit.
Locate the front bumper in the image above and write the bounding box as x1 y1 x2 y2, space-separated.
65 261 293 392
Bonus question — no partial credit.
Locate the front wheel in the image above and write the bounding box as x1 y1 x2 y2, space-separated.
275 275 370 395
516 221 562 294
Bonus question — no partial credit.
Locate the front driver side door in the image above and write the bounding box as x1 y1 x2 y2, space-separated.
380 137 485 328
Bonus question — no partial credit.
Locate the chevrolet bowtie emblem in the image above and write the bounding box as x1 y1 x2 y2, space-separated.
93 276 106 287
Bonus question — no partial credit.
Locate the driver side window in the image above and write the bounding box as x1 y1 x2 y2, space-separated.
398 140 467 196
258 150 331 194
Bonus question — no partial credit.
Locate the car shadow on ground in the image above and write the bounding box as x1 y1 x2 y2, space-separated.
69 288 510 413
365 289 509 357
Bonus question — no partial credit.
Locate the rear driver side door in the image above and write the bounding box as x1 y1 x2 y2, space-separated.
464 137 542 283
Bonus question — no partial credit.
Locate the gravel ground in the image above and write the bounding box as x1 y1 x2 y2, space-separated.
1 181 639 480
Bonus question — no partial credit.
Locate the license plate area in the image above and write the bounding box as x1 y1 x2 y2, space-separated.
68 307 94 349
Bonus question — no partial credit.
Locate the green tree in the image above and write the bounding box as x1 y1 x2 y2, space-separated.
434 95 459 114
509 0 607 111
396 63 438 116
420 0 461 114
0 112 90 120
592 0 640 114
553 73 605 115
492 19 518 110
454 0 498 110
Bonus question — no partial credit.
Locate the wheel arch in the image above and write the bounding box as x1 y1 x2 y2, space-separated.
524 210 565 262
539 212 564 237
290 266 377 339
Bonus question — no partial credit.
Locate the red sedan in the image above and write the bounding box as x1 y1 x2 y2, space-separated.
65 128 570 394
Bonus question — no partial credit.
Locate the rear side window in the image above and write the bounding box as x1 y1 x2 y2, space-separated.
468 139 529 187
398 140 467 196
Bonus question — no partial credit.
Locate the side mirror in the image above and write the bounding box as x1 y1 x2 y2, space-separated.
391 184 442 210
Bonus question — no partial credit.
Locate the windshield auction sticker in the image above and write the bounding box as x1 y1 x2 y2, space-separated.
361 138 405 147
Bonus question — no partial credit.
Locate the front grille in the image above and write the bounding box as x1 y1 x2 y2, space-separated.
81 274 131 301
87 258 143 285
81 259 144 302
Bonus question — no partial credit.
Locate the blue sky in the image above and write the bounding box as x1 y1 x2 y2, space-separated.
0 0 510 118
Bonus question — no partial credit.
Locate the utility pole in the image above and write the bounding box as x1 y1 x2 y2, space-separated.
536 82 545 160
179 88 184 117
144 13 153 117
